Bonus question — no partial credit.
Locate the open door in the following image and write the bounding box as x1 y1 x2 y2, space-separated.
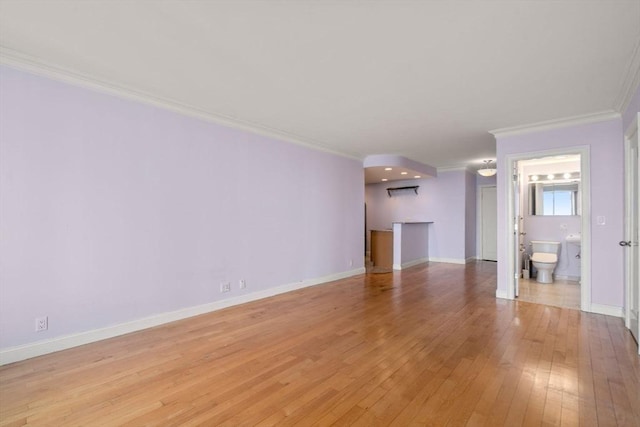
512 163 521 298
623 119 639 349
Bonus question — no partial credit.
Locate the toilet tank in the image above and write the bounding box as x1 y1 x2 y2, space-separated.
530 240 560 254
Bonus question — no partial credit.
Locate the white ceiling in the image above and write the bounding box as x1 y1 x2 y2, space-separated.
1 1 638 169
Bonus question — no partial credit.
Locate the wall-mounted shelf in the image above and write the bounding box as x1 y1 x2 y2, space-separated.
387 186 419 197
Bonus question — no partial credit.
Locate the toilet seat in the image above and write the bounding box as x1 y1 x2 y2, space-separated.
531 253 557 264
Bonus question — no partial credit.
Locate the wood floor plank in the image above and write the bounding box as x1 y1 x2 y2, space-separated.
1 261 639 426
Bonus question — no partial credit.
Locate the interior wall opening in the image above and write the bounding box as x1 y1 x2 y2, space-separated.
510 151 588 310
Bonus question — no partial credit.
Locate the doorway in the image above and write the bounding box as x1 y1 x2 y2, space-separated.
480 186 497 261
505 147 590 311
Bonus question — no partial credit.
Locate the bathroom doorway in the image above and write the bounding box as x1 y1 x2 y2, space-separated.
505 148 590 311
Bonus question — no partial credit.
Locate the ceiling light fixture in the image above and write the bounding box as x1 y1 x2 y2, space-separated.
414 175 421 178
528 172 580 183
385 167 392 171
401 171 408 175
477 160 497 177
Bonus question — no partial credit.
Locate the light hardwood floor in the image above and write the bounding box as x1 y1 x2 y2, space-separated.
1 262 639 426
517 278 581 310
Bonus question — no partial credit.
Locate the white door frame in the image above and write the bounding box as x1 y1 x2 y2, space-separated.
623 114 639 350
478 184 497 261
504 146 591 310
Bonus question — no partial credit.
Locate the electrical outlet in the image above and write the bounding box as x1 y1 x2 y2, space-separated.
35 316 48 332
239 279 246 289
220 282 231 293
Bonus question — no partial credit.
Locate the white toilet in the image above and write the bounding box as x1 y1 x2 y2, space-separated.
530 241 561 284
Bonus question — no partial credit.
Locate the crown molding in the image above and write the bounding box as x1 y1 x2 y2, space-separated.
489 110 621 139
0 46 361 161
614 37 640 114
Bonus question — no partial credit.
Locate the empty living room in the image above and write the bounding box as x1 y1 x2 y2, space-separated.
1 1 639 425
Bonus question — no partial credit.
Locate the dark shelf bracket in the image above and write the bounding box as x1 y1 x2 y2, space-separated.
387 186 419 197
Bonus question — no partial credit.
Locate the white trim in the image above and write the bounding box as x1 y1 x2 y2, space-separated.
496 289 509 299
503 147 591 314
504 155 517 300
0 267 365 365
490 111 620 138
428 257 467 265
0 47 360 162
624 130 633 330
393 257 429 270
590 303 624 318
578 149 592 313
625 115 638 141
615 38 640 113
623 115 639 344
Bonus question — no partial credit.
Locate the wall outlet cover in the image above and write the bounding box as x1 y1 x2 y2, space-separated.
35 317 48 332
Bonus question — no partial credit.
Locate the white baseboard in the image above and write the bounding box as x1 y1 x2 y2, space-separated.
589 303 624 318
495 289 510 299
429 257 467 265
0 267 366 366
393 257 429 270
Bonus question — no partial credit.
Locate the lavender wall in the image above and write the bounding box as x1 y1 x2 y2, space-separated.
496 118 624 308
476 175 497 187
0 66 364 349
393 222 430 268
365 170 475 262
